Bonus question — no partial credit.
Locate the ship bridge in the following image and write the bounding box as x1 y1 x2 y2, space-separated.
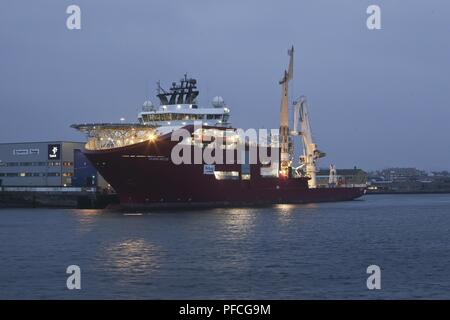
138 75 231 127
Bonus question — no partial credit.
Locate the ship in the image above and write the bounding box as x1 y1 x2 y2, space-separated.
72 47 365 209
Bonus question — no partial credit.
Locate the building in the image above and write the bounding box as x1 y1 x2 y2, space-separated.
316 167 368 187
72 149 109 190
367 168 450 193
0 141 106 189
377 168 427 182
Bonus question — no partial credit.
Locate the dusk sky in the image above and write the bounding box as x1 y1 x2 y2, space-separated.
1 0 449 171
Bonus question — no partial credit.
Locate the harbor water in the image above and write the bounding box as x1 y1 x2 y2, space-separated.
1 194 450 299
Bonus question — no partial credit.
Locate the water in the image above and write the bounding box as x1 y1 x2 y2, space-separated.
1 194 450 299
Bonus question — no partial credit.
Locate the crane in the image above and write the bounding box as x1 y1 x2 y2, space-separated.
291 96 325 188
278 46 294 176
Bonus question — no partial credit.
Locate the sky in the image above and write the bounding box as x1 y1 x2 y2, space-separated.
0 0 449 171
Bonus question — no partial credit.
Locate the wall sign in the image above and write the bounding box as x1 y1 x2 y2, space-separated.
48 144 61 160
203 164 215 175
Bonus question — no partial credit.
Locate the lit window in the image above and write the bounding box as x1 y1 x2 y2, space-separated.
213 171 239 180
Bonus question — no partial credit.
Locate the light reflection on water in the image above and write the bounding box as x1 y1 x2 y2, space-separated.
219 208 256 240
104 239 161 275
73 209 101 234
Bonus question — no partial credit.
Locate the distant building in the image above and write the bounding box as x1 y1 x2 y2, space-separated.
316 167 367 187
367 168 450 193
378 168 427 182
0 141 107 189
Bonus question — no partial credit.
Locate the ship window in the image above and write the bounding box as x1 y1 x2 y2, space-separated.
207 114 214 120
213 171 239 180
241 174 251 180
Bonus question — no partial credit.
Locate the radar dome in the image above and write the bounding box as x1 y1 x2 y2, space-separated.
212 96 225 108
142 100 154 112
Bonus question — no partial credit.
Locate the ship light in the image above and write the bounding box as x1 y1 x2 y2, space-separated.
279 170 288 178
148 133 157 142
177 104 181 109
167 121 171 125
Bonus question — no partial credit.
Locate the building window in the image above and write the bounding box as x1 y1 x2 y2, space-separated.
6 162 19 167
47 172 61 177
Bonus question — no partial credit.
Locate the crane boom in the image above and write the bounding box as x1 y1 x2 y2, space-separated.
279 46 294 176
292 96 325 188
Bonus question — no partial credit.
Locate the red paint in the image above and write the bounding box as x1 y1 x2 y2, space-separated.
84 127 365 209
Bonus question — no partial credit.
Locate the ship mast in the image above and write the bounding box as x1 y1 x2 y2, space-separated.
279 46 294 176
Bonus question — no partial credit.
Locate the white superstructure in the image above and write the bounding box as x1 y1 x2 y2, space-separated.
138 75 231 127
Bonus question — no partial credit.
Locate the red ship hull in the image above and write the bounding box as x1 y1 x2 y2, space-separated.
84 130 365 209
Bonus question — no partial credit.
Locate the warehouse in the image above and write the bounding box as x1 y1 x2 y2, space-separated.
0 141 101 188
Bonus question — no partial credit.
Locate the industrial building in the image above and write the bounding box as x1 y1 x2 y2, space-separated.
0 141 106 189
316 167 368 187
